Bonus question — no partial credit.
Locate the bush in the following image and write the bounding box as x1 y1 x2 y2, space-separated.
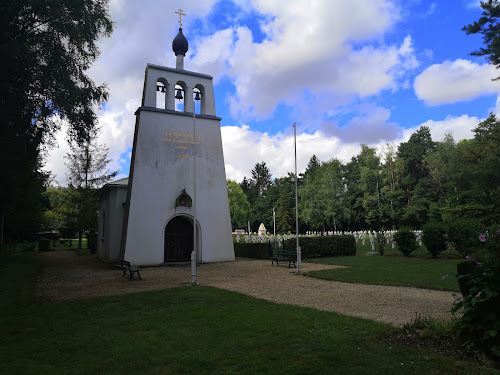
452 227 500 357
422 222 447 258
38 238 50 252
87 231 97 254
283 235 356 259
453 258 500 357
376 232 386 255
447 219 482 258
234 242 269 259
394 227 416 257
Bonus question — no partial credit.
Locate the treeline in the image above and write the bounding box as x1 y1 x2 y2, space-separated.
228 114 500 233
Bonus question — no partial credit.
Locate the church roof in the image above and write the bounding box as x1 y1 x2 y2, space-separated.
96 177 129 197
172 28 189 56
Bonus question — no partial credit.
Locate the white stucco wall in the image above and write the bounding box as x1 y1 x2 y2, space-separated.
123 109 234 265
97 187 127 262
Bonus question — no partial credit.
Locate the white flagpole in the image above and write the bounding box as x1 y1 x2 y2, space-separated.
191 98 197 285
293 122 301 274
273 207 276 238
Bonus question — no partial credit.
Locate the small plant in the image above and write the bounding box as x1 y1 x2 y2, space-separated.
376 231 386 255
404 314 456 339
422 222 447 258
394 227 417 257
447 219 482 258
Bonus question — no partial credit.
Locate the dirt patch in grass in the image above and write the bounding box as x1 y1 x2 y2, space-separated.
381 328 500 370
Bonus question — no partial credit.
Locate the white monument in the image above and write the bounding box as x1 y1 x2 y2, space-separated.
258 223 267 236
98 15 234 266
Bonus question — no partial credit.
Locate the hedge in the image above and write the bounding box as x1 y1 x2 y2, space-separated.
283 235 356 259
234 242 269 259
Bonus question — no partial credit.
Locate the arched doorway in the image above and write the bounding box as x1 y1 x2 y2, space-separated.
164 216 193 262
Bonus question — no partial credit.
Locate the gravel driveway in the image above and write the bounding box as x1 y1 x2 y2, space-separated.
35 251 456 326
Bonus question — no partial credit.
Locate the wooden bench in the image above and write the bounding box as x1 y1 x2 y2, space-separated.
120 260 142 280
270 249 297 268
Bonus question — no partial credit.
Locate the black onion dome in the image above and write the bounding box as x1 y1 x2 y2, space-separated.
172 28 188 56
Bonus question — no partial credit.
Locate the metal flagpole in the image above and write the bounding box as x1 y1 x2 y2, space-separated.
191 97 197 285
273 207 276 237
293 122 301 274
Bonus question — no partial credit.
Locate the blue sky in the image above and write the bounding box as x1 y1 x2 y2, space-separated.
44 0 500 184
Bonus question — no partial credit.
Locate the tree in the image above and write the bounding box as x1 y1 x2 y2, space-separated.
463 0 500 80
0 0 113 248
239 162 273 231
227 180 251 231
275 174 296 234
358 145 383 229
251 162 272 197
65 127 117 248
301 159 347 232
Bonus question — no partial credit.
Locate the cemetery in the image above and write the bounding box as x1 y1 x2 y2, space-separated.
1 2 500 374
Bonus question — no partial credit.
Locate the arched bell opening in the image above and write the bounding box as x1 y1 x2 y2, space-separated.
164 215 200 263
194 84 205 115
174 81 187 112
156 78 168 109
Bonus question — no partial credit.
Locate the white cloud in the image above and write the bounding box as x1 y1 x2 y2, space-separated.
222 125 362 182
321 105 402 143
414 59 500 105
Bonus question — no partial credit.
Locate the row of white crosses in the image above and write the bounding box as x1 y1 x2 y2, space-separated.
235 229 424 248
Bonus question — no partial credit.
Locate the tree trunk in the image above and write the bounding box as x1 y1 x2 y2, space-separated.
0 208 4 250
78 230 83 249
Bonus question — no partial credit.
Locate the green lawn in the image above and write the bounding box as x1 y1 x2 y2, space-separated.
0 253 495 374
306 256 461 291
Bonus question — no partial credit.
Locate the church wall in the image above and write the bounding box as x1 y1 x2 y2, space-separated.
97 187 127 262
123 108 234 266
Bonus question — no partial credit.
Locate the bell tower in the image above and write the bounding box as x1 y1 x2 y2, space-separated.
120 14 234 265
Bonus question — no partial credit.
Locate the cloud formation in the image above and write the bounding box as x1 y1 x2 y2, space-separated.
414 59 500 105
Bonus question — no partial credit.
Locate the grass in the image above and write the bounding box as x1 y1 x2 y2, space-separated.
0 253 497 374
306 256 461 291
304 238 463 291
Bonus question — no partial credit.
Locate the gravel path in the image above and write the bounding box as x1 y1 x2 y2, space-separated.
35 251 456 326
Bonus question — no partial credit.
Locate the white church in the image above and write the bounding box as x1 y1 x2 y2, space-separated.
96 18 234 266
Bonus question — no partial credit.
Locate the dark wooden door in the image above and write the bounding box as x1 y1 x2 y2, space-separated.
164 216 193 262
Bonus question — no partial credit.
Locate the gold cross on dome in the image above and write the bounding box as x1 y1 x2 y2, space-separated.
175 9 186 28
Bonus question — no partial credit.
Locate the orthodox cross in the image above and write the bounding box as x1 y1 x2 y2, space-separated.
175 9 186 28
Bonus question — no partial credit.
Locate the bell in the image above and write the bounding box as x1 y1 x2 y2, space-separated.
194 91 201 101
175 89 183 100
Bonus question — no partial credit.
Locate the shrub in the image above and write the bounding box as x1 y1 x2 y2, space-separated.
87 231 97 254
376 232 386 255
233 242 269 259
447 219 482 258
394 227 417 257
283 235 356 259
422 222 447 258
452 227 500 357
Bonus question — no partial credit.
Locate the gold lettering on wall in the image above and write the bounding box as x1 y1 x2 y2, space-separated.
163 131 201 160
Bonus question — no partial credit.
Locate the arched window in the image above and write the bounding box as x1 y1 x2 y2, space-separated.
156 78 168 109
